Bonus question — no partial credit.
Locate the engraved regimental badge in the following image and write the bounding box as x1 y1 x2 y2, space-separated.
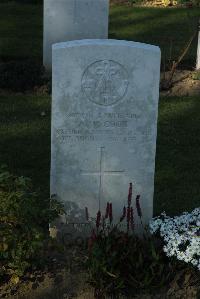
82 60 129 106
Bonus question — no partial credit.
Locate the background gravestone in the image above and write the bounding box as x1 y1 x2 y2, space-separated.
51 39 161 239
43 0 109 71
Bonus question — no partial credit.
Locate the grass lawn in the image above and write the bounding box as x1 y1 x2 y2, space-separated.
0 95 51 197
155 96 200 216
0 95 200 216
0 2 43 61
0 2 199 68
110 6 200 69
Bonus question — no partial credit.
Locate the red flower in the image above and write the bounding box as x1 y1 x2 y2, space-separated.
120 206 126 222
109 203 113 223
88 229 97 252
128 183 133 207
96 210 101 228
127 206 131 231
130 207 134 231
136 195 142 218
85 207 89 221
105 202 110 219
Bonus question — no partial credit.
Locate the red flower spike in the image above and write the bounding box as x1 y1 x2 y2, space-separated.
128 183 133 207
102 216 105 230
130 207 134 231
109 203 113 223
105 202 110 219
88 229 97 252
91 228 97 240
88 238 93 252
123 206 126 217
96 210 101 228
127 206 131 231
136 195 142 218
85 207 89 221
120 206 126 222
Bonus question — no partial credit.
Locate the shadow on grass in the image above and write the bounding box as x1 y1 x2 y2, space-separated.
0 95 50 195
0 2 43 61
109 6 200 69
154 96 200 216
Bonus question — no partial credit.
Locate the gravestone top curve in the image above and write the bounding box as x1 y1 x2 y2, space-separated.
52 39 160 53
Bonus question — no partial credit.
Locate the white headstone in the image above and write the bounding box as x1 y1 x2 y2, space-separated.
51 39 161 239
43 0 109 71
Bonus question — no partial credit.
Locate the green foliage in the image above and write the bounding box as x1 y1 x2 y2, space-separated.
0 61 45 92
128 0 143 4
85 188 185 297
86 227 177 298
193 0 200 6
85 189 190 298
176 0 200 5
192 70 200 80
0 165 64 281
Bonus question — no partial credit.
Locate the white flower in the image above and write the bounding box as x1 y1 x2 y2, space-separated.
148 207 200 271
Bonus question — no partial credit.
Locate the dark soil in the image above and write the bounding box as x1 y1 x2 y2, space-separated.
0 245 93 299
0 243 199 299
160 70 200 97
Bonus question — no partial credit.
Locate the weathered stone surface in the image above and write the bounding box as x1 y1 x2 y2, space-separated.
51 39 161 238
43 0 109 70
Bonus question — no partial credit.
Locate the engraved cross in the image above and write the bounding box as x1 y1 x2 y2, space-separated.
80 147 125 209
